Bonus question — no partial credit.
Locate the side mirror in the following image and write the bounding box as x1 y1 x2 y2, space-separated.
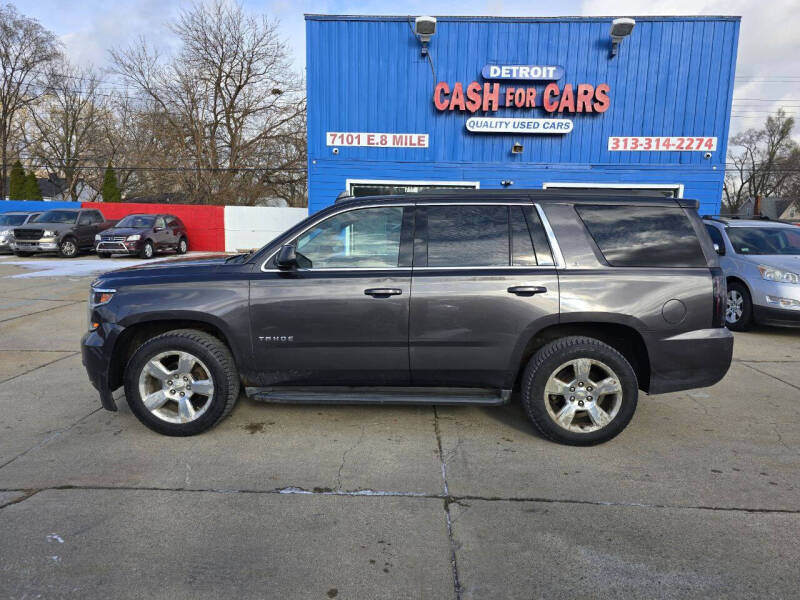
276 244 298 269
713 243 724 256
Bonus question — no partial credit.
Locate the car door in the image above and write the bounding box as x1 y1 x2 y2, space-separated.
152 216 169 250
249 203 414 386
165 216 180 248
76 212 95 248
409 202 560 389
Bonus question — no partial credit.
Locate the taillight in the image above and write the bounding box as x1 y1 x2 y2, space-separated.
711 267 726 328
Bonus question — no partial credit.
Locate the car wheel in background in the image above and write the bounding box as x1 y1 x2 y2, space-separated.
59 237 79 258
726 281 753 331
140 240 154 259
124 329 240 436
521 336 638 446
177 237 188 254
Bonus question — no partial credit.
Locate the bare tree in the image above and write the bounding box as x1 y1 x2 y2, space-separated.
25 61 106 201
111 0 306 206
0 3 60 197
724 109 799 213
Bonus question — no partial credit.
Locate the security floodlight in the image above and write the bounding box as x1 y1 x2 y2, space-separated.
609 18 635 58
415 16 436 56
511 142 524 155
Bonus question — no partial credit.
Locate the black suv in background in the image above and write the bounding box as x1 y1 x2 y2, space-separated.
95 213 189 259
13 208 113 257
82 191 732 445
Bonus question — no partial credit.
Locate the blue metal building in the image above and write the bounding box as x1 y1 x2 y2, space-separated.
305 15 740 215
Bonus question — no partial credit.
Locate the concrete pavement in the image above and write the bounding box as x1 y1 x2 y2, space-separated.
0 255 798 598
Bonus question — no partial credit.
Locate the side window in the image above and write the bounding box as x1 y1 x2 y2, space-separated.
294 206 404 269
91 211 104 223
167 217 180 228
511 206 536 266
576 205 706 268
78 212 92 225
426 205 509 267
704 224 725 253
155 217 166 229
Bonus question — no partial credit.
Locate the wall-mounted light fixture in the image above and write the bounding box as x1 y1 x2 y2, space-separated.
501 180 514 187
511 142 524 155
415 16 437 57
609 18 635 58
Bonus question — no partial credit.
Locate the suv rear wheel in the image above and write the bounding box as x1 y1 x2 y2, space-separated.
124 329 240 436
177 237 188 254
521 336 638 445
726 281 753 331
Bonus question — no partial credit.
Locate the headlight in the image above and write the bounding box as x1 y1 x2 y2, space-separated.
127 234 141 241
758 265 800 284
0 229 10 236
95 234 101 241
42 230 57 237
90 288 116 306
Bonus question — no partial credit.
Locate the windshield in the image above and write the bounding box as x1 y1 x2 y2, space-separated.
0 214 26 226
36 210 79 224
727 227 800 256
116 215 155 228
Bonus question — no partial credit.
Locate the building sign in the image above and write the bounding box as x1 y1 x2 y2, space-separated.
608 136 718 151
327 132 429 148
434 82 610 114
466 117 573 134
481 64 564 80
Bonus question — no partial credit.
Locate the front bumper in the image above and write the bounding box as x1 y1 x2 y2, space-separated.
81 326 123 411
751 280 800 327
753 305 800 327
646 327 734 394
96 240 143 255
12 239 59 253
0 238 13 253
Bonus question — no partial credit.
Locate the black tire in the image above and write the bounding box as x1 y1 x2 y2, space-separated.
725 281 753 331
97 252 111 259
124 329 240 436
177 236 188 254
139 240 154 259
521 336 638 446
13 251 34 257
59 237 79 258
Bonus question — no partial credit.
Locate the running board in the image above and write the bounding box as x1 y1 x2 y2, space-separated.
245 386 512 406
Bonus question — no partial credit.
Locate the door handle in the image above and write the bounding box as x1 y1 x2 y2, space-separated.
507 285 547 296
364 288 403 297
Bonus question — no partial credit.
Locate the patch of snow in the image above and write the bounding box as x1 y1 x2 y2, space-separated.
46 533 64 543
0 253 204 278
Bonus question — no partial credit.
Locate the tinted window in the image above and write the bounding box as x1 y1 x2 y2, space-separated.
511 207 536 266
704 224 725 250
78 213 93 225
576 205 706 267
91 211 104 223
38 210 78 224
295 206 404 268
426 205 509 267
117 215 155 228
524 206 554 266
727 227 800 256
0 214 26 226
155 217 166 229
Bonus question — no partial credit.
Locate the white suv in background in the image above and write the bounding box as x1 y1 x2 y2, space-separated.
704 217 800 330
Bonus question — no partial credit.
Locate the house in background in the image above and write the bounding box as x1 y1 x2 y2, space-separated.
36 174 98 202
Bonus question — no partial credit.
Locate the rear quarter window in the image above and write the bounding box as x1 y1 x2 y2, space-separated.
576 205 706 268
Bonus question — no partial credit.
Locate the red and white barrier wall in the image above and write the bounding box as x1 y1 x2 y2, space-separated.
80 202 307 252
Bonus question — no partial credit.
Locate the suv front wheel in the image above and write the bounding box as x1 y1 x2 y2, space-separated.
522 336 638 445
725 281 753 331
124 329 240 436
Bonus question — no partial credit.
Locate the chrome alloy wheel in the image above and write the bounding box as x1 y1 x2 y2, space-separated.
179 239 187 253
726 289 743 324
544 358 623 433
61 240 77 256
137 351 214 424
143 242 154 258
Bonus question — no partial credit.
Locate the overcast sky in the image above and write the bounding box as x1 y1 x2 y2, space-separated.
15 0 800 134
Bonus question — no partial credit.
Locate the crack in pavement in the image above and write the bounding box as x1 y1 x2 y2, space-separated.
0 489 40 510
1 484 799 515
743 362 800 393
0 300 85 324
0 407 102 471
335 423 366 492
434 406 462 600
0 351 80 386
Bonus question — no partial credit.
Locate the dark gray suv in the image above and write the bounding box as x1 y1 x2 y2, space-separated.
82 191 732 445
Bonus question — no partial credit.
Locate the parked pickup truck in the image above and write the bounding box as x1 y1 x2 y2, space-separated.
82 190 733 445
13 208 115 258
